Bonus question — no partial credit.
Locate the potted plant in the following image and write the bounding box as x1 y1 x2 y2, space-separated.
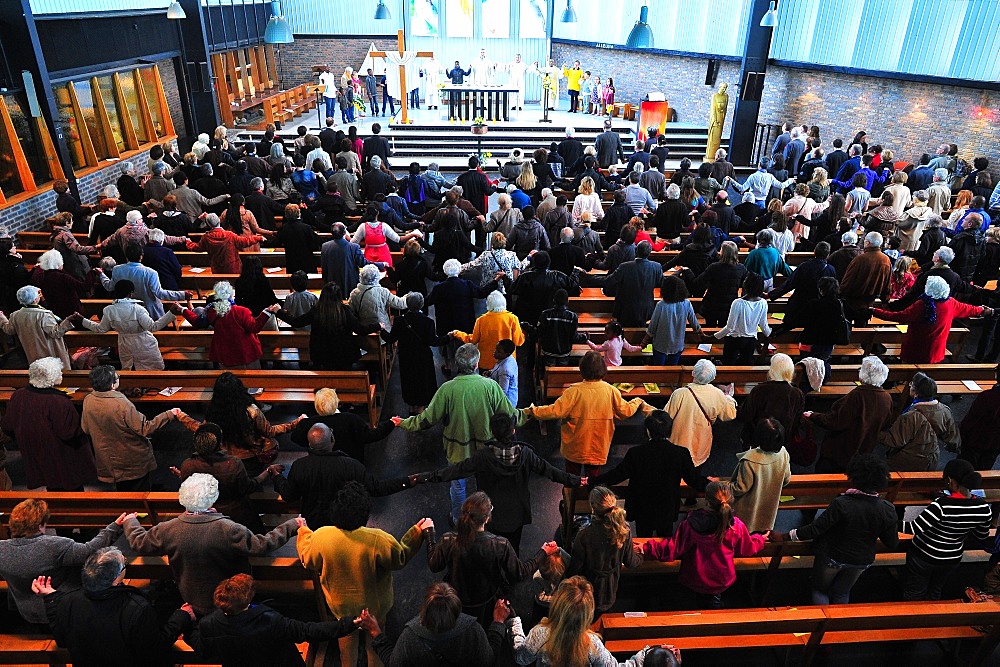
471 116 488 135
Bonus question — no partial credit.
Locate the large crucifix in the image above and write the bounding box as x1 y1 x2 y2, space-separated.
370 29 434 124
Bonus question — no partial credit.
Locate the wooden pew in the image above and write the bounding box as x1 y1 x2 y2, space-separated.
0 369 379 426
543 362 994 402
598 600 1000 665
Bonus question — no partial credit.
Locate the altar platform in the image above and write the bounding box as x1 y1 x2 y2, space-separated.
235 105 732 173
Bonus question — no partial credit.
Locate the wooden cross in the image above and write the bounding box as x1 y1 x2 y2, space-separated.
370 29 434 124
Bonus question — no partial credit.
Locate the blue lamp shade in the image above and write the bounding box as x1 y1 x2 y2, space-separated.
759 1 778 27
374 0 392 19
560 0 577 23
625 5 653 49
264 1 293 43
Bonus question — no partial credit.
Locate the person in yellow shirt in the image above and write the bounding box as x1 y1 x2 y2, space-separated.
297 481 433 667
562 60 584 113
665 359 737 470
524 351 655 476
451 290 526 370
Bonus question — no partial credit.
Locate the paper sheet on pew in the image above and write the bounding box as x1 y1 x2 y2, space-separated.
188 267 206 273
963 380 982 391
266 267 283 273
260 248 275 253
62 387 79 395
772 313 785 320
697 343 713 353
897 324 908 333
159 386 181 396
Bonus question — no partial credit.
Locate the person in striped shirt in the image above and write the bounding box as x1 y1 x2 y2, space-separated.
901 458 993 600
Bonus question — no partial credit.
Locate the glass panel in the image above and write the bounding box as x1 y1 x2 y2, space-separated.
96 75 126 152
519 0 546 38
72 79 113 158
446 0 474 37
482 0 510 38
119 72 149 144
0 106 23 198
139 67 166 138
53 84 87 170
4 94 53 186
410 0 440 36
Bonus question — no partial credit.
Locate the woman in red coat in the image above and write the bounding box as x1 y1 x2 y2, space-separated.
873 275 991 364
179 280 274 369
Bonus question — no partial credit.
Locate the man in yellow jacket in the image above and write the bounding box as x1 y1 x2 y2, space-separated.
562 60 584 113
298 480 432 667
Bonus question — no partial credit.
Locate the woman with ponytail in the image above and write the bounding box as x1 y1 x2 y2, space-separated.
428 492 559 627
901 458 993 600
513 576 657 667
567 486 642 616
643 481 767 608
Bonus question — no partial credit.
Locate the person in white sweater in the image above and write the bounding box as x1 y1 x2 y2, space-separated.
571 177 604 223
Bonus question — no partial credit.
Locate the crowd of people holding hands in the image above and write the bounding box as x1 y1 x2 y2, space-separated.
1 113 1000 665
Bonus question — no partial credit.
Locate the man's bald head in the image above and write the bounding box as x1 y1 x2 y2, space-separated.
307 423 334 452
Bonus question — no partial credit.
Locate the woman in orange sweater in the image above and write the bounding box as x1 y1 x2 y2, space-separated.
451 290 525 370
525 351 654 475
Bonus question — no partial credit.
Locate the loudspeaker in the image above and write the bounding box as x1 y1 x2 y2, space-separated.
740 71 765 102
22 71 41 117
705 60 720 87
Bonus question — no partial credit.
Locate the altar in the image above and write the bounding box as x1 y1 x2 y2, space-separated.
442 85 520 121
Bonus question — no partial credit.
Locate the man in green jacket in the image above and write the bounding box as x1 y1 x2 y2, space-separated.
393 343 525 523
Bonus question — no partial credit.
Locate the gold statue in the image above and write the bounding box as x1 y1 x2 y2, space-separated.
705 82 729 163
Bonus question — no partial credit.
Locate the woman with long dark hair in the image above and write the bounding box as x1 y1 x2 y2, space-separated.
221 193 274 252
177 372 303 477
234 256 279 329
427 492 558 627
566 486 642 616
811 192 846 243
274 282 378 370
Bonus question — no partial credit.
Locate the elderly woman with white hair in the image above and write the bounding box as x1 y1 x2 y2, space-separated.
485 193 524 239
0 285 77 368
738 353 805 449
28 248 93 319
0 357 97 490
142 227 183 290
664 359 737 469
652 182 693 242
873 275 991 364
895 189 933 252
191 133 211 161
291 387 396 463
115 160 146 206
425 259 498 376
123 472 300 616
81 279 175 370
451 290 526 371
806 356 894 473
571 176 604 223
179 280 275 369
348 264 408 330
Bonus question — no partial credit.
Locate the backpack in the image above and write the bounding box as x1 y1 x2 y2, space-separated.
404 175 427 206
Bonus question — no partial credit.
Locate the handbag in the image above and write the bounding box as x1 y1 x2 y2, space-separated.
835 302 852 345
251 436 279 465
685 387 714 424
789 420 818 467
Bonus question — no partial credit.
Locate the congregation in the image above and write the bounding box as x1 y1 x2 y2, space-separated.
2 103 1000 667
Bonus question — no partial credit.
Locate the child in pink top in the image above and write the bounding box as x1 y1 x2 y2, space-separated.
642 481 767 608
587 321 640 366
888 256 917 301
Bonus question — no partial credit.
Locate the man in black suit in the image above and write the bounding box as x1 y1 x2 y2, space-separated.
550 227 589 275
361 156 395 201
594 119 625 169
319 117 338 155
557 128 584 170
361 123 392 173
602 240 664 326
455 156 496 218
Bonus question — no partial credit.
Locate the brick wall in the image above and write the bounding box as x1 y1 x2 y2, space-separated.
759 65 1000 181
275 37 377 90
551 42 741 134
0 61 184 235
